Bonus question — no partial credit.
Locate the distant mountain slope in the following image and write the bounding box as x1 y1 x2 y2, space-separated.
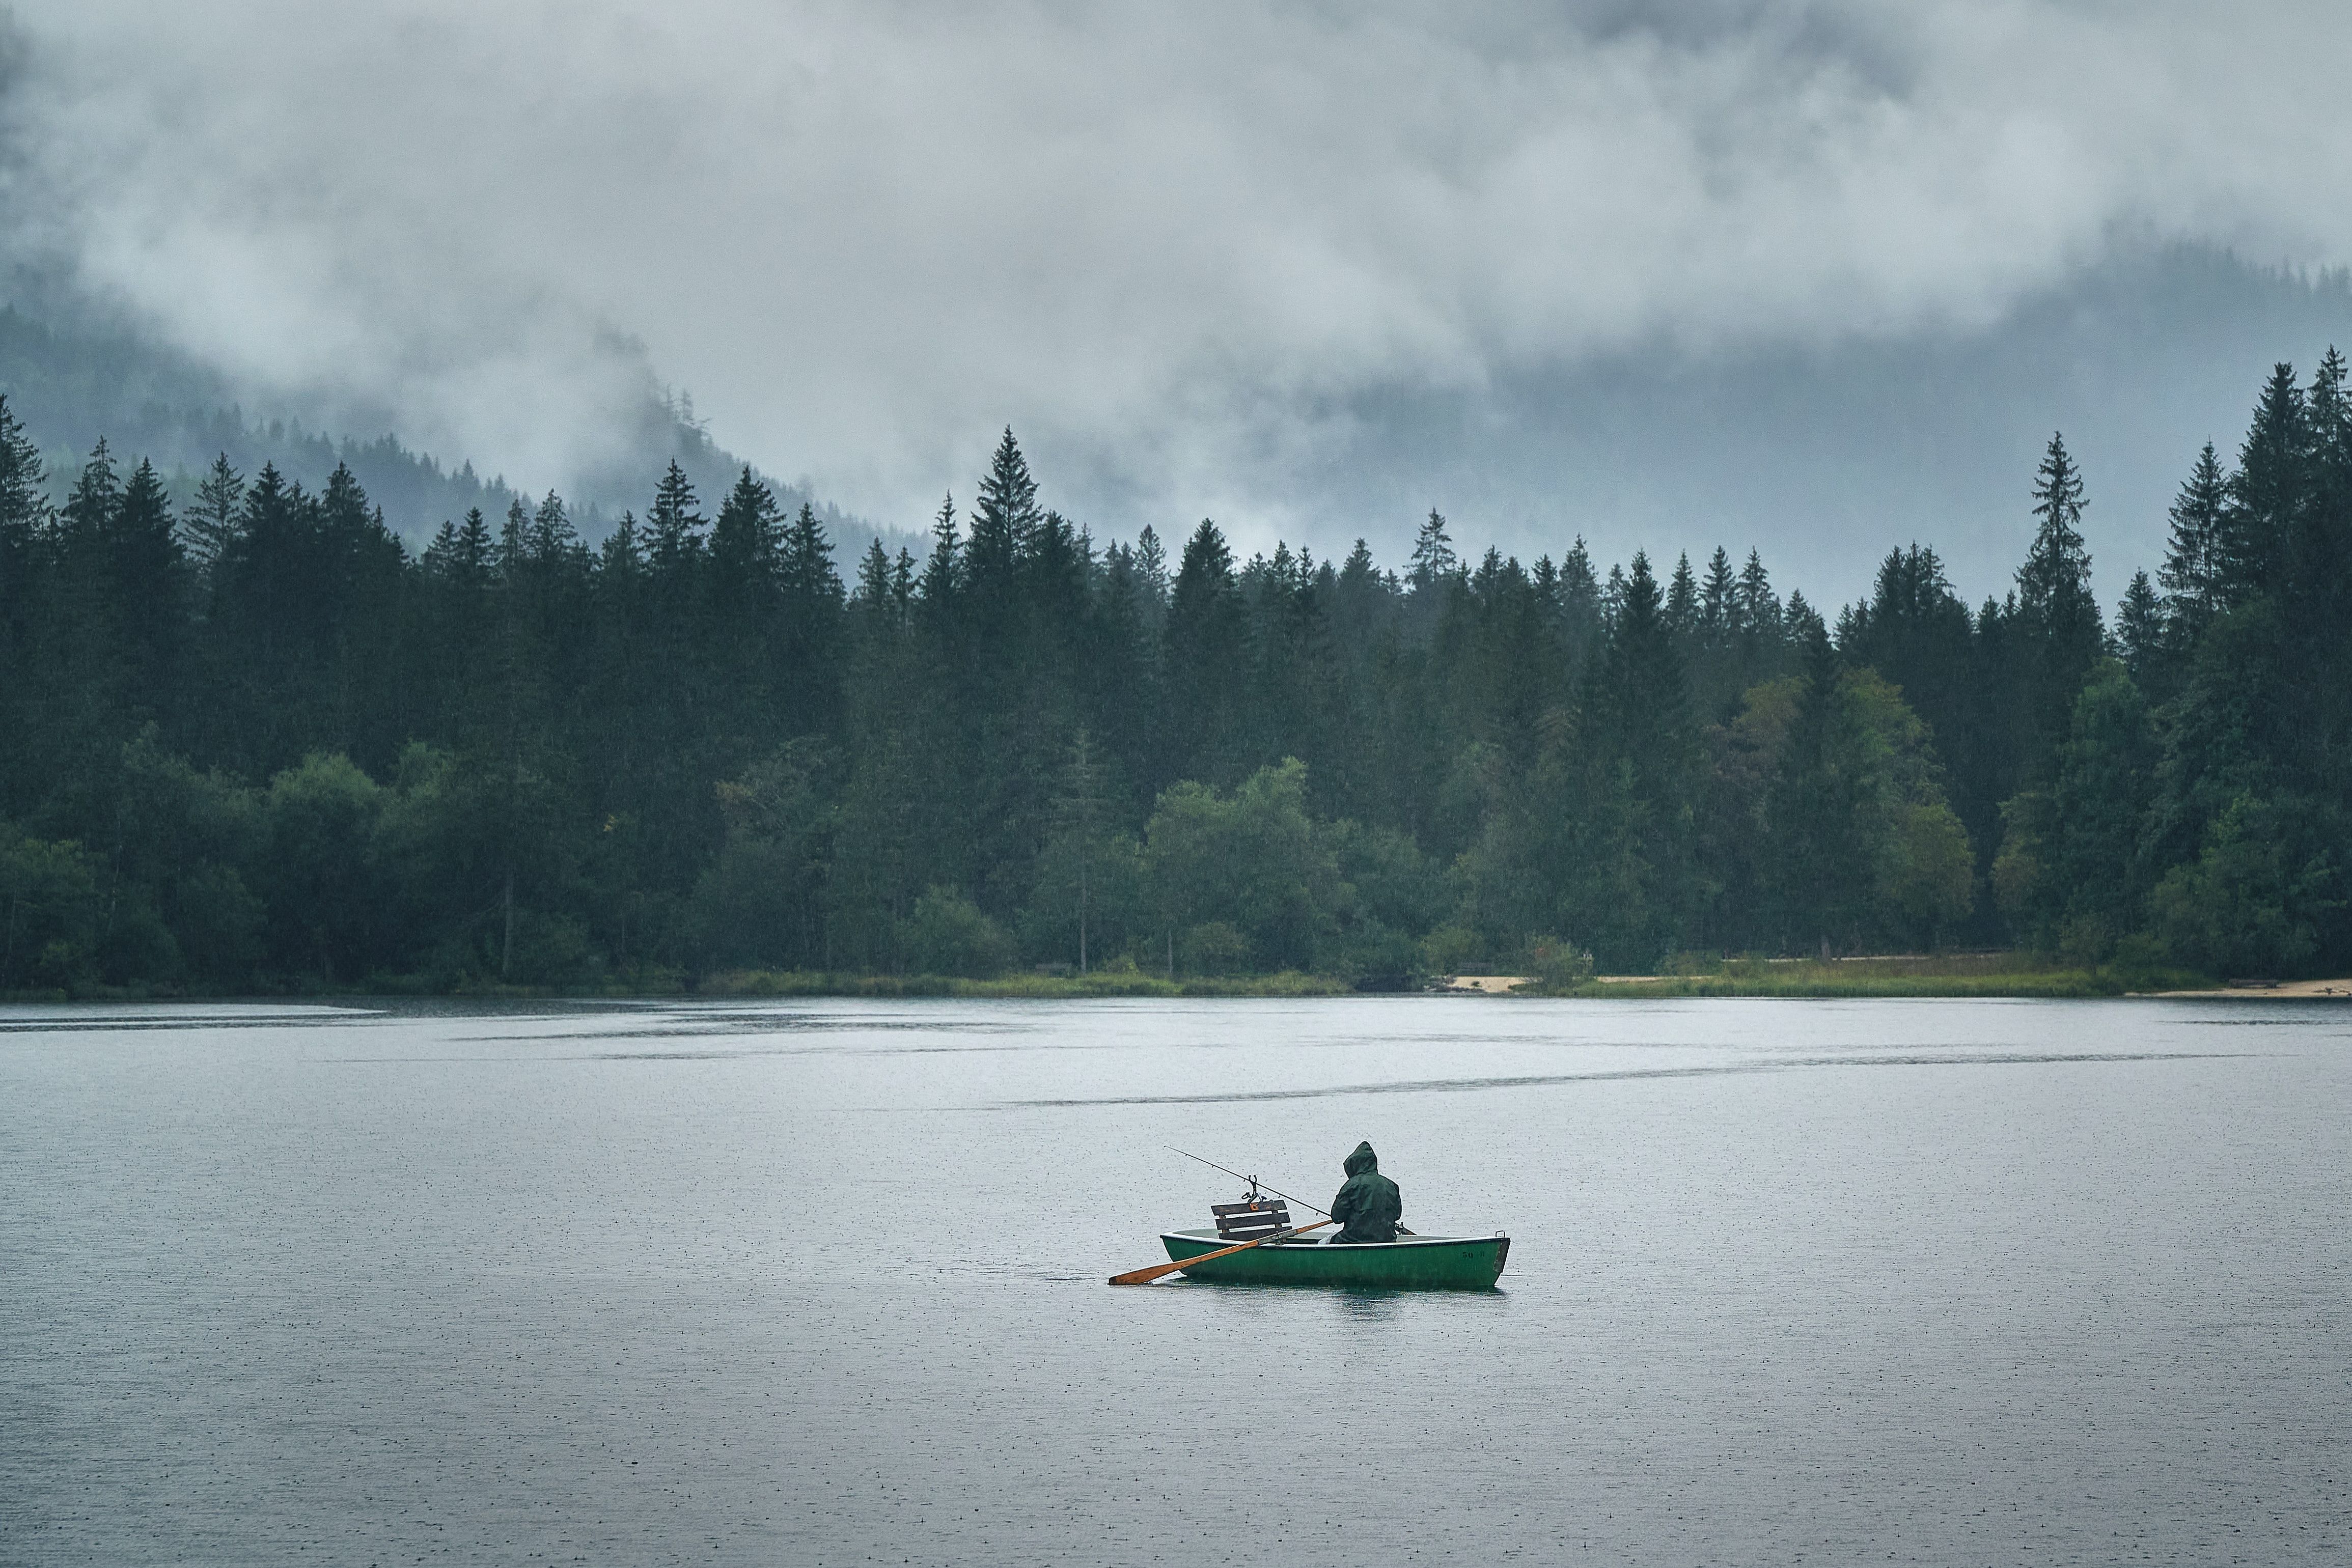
0 299 895 558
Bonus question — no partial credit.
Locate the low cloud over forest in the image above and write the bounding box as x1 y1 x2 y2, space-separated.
4 4 2352 597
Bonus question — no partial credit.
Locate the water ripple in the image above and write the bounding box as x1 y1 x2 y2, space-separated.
1008 1050 2239 1106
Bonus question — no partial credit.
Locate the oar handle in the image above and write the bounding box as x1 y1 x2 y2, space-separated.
1108 1220 1334 1285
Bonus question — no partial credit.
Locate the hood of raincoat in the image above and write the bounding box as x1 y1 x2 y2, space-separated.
1343 1141 1378 1178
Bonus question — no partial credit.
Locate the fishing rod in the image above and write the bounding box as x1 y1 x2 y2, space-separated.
1169 1145 1416 1236
1167 1146 1330 1217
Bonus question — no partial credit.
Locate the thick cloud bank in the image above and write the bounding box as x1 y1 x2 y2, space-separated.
6 2 2350 592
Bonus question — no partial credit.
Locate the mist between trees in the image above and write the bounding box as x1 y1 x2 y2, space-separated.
2 354 2348 995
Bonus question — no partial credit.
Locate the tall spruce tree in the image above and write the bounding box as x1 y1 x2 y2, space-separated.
1699 547 1736 643
2114 572 2164 684
1735 549 1781 662
1165 519 1246 787
2159 441 2228 642
109 458 186 709
1769 617 1863 954
1666 552 1699 641
966 428 1038 597
648 460 705 569
2289 348 2352 672
1407 509 1458 593
186 454 245 586
0 397 44 814
918 493 959 619
2016 432 2103 763
2218 363 2306 605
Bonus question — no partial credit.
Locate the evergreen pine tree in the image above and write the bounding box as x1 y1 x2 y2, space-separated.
1735 548 1781 660
966 428 1038 594
456 507 494 583
186 454 245 582
529 491 579 564
1784 589 1823 645
712 468 782 586
854 538 895 617
1769 615 1869 954
0 393 43 556
1165 519 1246 784
1133 524 1170 612
1554 536 1602 660
1045 728 1113 971
498 497 529 581
781 503 842 604
1558 537 1598 605
0 390 45 758
1699 547 1737 644
112 460 181 596
107 457 186 707
2159 441 2227 636
1407 509 1458 593
601 510 643 577
1666 551 1699 640
919 493 959 613
2115 571 2164 682
2307 347 2352 506
1576 550 1696 959
62 439 122 546
1597 552 1688 788
2290 347 2352 644
2218 363 2306 604
1530 554 1560 613
648 460 705 568
2016 432 2104 758
422 519 462 576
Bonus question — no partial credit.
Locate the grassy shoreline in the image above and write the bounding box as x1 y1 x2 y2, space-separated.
0 968 1359 1003
6 959 2261 1004
692 968 1353 999
1521 952 2223 999
1548 970 2125 999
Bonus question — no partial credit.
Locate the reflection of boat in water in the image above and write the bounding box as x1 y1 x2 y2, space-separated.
1156 1226 1510 1289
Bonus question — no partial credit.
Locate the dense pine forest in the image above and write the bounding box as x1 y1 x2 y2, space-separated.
2 352 2348 993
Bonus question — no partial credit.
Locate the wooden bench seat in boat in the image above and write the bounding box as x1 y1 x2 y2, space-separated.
1210 1197 1292 1240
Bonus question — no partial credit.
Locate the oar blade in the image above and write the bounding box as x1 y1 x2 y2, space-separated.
1106 1258 1188 1286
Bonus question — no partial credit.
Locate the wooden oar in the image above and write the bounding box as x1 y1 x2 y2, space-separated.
1108 1220 1333 1285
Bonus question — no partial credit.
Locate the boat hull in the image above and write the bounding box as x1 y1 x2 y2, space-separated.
1158 1229 1509 1290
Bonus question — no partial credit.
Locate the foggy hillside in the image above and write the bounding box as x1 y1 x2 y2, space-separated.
5 244 2345 623
0 289 897 557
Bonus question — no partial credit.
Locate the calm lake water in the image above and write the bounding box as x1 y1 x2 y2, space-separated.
3 996 2347 1565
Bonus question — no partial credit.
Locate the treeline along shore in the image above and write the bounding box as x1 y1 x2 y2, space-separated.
2 353 2348 996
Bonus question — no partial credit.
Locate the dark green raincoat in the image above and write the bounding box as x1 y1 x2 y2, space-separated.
1328 1141 1402 1243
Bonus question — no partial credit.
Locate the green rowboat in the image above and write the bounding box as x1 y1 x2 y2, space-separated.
1158 1228 1509 1290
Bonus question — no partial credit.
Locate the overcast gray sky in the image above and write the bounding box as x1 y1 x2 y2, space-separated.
8 2 2350 599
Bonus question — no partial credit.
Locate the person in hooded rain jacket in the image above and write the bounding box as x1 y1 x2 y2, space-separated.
1327 1140 1402 1242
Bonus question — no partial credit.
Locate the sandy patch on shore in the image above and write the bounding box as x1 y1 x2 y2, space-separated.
1442 974 1531 994
2147 978 2352 999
